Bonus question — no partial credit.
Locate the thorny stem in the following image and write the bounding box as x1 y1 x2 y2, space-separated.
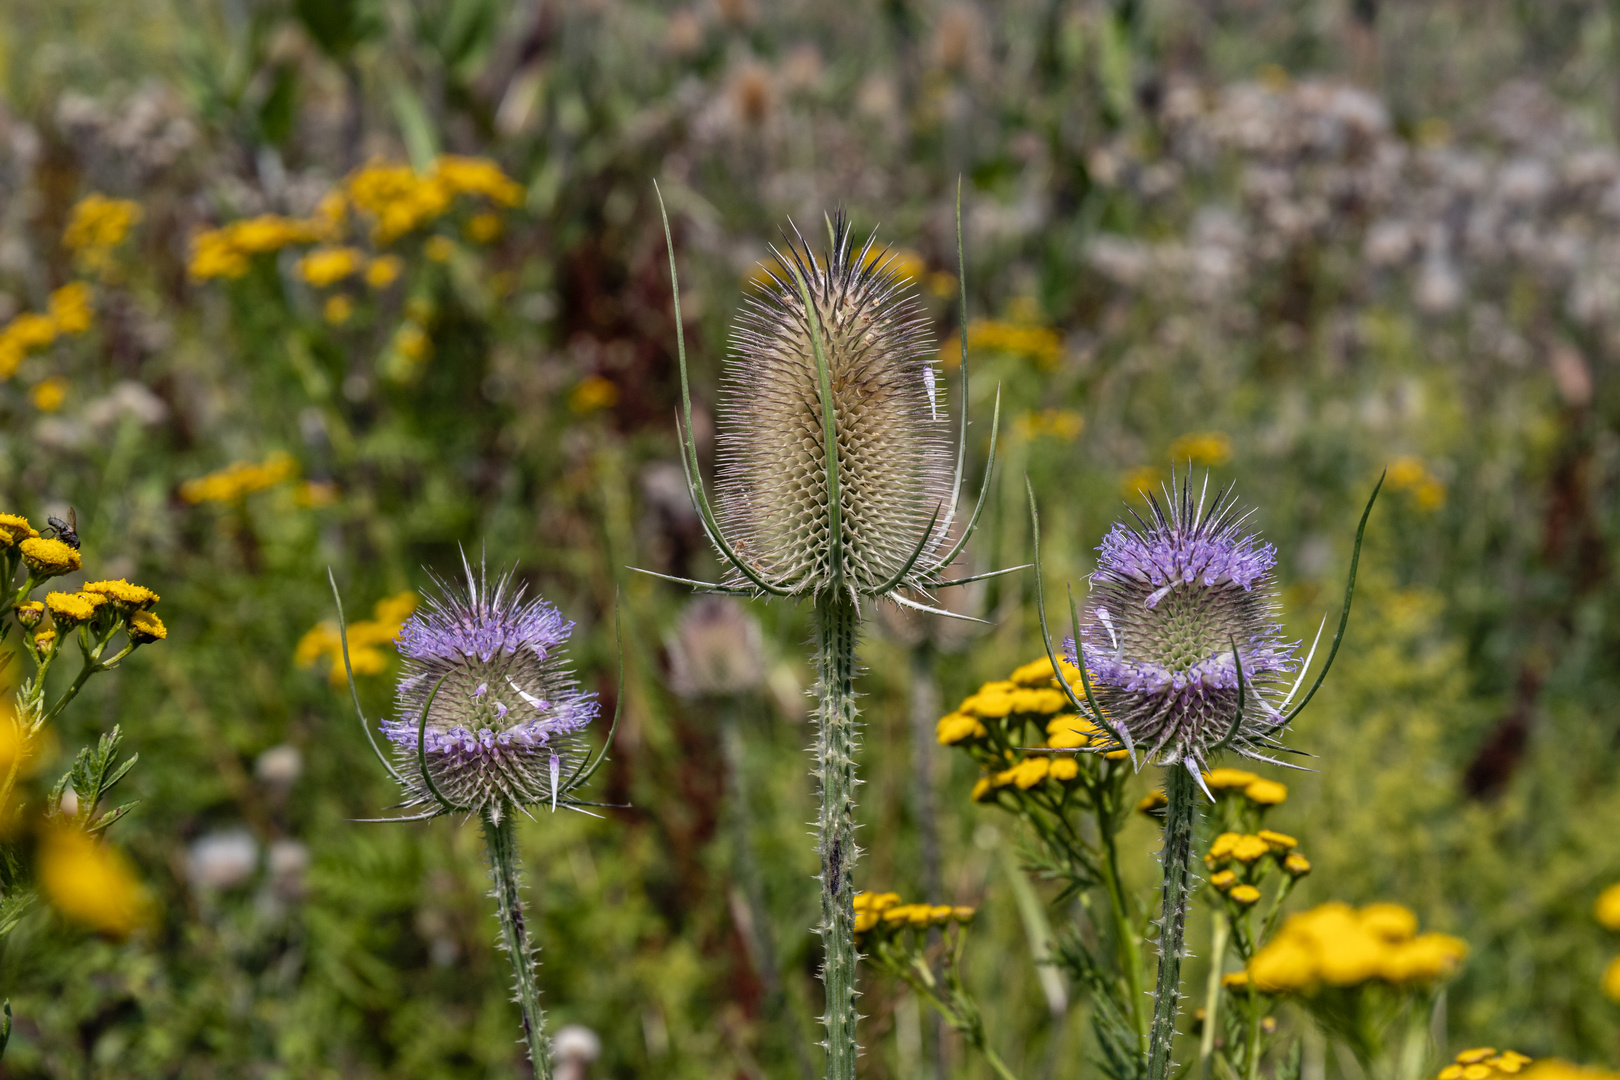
814 592 860 1080
482 808 552 1080
1199 911 1231 1080
1149 766 1199 1080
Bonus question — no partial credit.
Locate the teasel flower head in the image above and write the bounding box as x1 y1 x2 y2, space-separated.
667 596 766 700
373 557 599 823
647 188 1009 618
1065 475 1298 774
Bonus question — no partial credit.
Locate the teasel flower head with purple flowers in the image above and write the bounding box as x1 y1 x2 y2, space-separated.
1067 475 1300 777
373 557 600 823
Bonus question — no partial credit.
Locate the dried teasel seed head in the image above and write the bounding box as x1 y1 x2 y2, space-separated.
715 215 953 598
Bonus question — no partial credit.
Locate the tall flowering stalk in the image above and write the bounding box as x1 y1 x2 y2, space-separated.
648 186 1012 1079
333 558 617 1079
1027 473 1381 1080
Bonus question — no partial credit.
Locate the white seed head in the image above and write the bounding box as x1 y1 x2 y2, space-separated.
715 216 953 597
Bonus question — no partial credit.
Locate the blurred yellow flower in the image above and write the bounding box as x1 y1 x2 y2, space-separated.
1169 431 1232 466
37 826 149 935
297 592 418 686
64 194 142 272
1387 456 1446 511
365 255 404 289
347 156 523 244
570 375 619 414
1244 778 1287 805
323 295 354 326
395 323 431 363
1605 956 1620 1002
1014 408 1084 442
1204 767 1259 790
935 712 986 745
189 216 318 280
424 236 455 262
297 246 363 287
1121 465 1165 499
1229 884 1261 905
48 283 94 336
1594 883 1620 930
966 318 1063 369
1247 901 1466 993
465 213 504 243
30 376 69 412
180 452 298 504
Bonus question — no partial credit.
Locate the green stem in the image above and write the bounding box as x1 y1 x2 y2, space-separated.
814 593 860 1080
1101 804 1150 1049
482 809 552 1080
1149 766 1199 1080
1199 911 1231 1080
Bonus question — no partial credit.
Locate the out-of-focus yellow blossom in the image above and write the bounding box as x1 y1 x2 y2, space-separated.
20 537 81 577
1230 884 1262 906
1387 456 1446 511
1169 431 1232 466
1247 901 1466 992
188 216 320 280
966 318 1063 369
465 213 504 243
1222 971 1251 990
998 755 1050 789
311 191 347 240
434 155 526 205
395 323 431 363
64 194 142 272
1257 829 1297 852
1013 409 1084 442
1594 883 1620 930
1284 853 1312 876
323 295 354 326
128 611 167 643
1137 790 1168 815
0 710 29 783
0 305 66 376
346 156 523 244
1048 757 1079 782
48 283 94 336
570 375 619 414
1121 465 1165 499
1436 1048 1534 1080
970 776 993 802
294 480 340 508
423 236 455 262
1245 778 1287 805
1010 655 1086 688
30 376 69 412
297 591 418 686
180 452 298 504
1210 870 1237 891
297 246 363 287
1519 1062 1620 1080
1045 716 1093 749
1604 957 1620 1002
365 255 404 289
1230 835 1270 864
37 826 149 935
854 890 972 938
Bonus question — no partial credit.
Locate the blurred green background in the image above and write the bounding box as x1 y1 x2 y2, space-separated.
1 0 1620 1076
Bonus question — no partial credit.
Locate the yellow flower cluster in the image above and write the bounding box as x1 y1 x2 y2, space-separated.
1204 767 1288 806
966 318 1063 369
1169 431 1232 467
1436 1048 1533 1080
1387 456 1446 511
347 155 525 243
37 824 149 935
0 283 97 378
1012 409 1084 442
853 890 976 936
14 563 166 653
189 216 322 280
63 194 142 273
1121 464 1165 499
179 452 298 504
1245 901 1467 992
1594 882 1620 1001
296 246 364 287
296 592 418 685
1517 1062 1620 1080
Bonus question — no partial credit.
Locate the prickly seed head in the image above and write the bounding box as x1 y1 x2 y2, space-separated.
382 559 597 818
1070 474 1296 770
716 216 953 597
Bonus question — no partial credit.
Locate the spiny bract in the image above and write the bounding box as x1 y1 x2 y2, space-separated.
381 558 597 820
715 216 954 599
1070 474 1297 773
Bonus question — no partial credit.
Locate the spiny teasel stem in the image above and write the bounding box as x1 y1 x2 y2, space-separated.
814 592 861 1080
483 808 552 1080
1148 766 1199 1080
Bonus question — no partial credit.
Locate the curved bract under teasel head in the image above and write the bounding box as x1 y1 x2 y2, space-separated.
378 558 598 822
1067 475 1297 774
716 216 954 599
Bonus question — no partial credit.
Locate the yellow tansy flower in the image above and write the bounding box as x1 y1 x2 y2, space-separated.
128 611 167 643
20 536 81 576
1244 778 1288 805
37 826 148 935
45 591 99 626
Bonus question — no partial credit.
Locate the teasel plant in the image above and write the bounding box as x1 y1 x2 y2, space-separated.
643 183 1018 1080
330 557 620 1080
1025 471 1382 1080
